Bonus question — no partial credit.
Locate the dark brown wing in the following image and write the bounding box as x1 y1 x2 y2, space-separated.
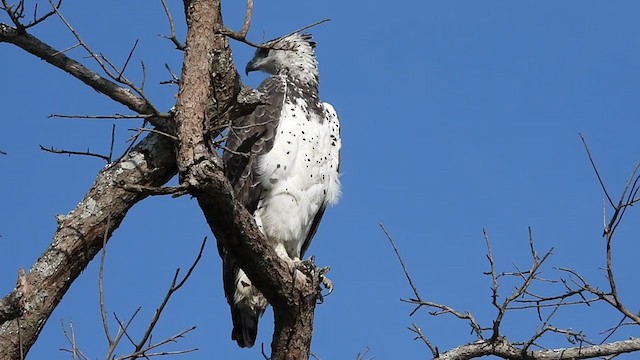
300 205 326 258
223 76 286 213
217 75 286 348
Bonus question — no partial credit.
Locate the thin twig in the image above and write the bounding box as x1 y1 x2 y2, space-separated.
140 61 146 91
39 145 110 162
115 327 197 360
379 223 421 301
108 124 116 163
409 324 438 357
128 238 207 359
46 0 158 114
127 127 177 141
483 229 499 310
99 216 112 345
159 0 185 50
160 63 180 85
113 309 142 348
49 113 154 119
579 133 614 208
117 39 139 80
51 42 80 56
222 18 331 49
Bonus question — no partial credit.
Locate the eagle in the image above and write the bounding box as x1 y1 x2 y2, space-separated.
218 33 342 348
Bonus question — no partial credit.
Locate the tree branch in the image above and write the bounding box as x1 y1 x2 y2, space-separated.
0 132 177 359
173 1 323 358
0 24 168 128
436 337 640 360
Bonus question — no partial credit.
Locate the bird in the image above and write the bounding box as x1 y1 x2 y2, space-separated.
218 32 341 348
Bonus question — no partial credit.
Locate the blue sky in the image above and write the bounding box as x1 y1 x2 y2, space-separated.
2 1 640 358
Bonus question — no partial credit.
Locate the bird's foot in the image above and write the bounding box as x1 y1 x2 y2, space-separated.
316 266 332 304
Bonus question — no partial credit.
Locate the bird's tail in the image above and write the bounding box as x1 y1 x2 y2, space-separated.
219 244 268 348
231 300 265 348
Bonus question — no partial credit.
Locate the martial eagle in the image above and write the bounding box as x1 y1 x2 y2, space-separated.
218 33 342 348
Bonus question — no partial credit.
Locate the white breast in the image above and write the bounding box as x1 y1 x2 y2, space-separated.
254 97 341 259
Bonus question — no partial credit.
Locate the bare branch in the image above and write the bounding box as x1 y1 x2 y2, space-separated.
221 18 331 49
160 63 180 85
402 299 485 338
435 337 640 360
115 327 197 360
44 0 158 114
483 229 499 311
0 132 177 358
379 223 421 302
580 133 615 208
60 320 89 360
0 24 164 125
39 145 111 162
117 39 139 80
108 124 116 163
48 113 156 119
159 0 185 50
239 0 252 37
408 324 437 357
140 61 146 91
127 238 206 359
99 216 113 345
127 127 177 141
112 309 142 349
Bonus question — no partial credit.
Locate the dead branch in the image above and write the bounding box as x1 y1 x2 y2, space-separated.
100 217 113 348
45 0 157 113
435 337 640 360
409 324 437 358
127 127 178 141
159 0 185 50
60 320 89 360
487 228 554 341
123 237 206 360
117 39 138 80
0 24 166 126
98 237 204 360
239 0 253 37
39 145 111 162
160 63 180 85
48 113 154 120
379 223 421 302
1 0 61 32
115 327 197 360
221 18 331 49
139 61 146 91
384 220 640 359
579 133 614 208
0 132 178 358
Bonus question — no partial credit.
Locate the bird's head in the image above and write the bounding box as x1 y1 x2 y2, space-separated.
245 33 318 85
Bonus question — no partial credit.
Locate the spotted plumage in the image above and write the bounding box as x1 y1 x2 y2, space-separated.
218 33 341 348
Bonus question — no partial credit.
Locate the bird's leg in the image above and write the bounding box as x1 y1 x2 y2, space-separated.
290 255 311 294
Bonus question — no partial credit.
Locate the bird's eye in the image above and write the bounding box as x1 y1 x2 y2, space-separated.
257 48 270 57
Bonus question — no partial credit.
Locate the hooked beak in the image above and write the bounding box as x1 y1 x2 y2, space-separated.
245 59 258 76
